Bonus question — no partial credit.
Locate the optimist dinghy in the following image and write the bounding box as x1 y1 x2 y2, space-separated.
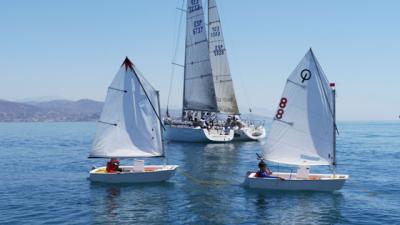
244 49 348 191
89 57 178 183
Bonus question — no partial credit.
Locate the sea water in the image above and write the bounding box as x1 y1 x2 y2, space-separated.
0 122 399 224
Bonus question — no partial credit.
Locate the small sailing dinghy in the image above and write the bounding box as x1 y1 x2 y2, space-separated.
244 49 348 191
89 57 178 183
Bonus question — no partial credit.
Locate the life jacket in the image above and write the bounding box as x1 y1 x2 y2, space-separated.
106 160 118 173
256 171 267 177
256 170 272 177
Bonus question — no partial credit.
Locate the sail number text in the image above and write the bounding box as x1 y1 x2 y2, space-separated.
275 98 287 119
213 45 225 56
210 26 221 37
193 20 203 35
188 0 201 13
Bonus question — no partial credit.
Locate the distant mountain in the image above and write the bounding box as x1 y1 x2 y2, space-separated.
16 96 67 103
0 98 272 122
29 99 103 115
0 99 103 122
0 100 44 122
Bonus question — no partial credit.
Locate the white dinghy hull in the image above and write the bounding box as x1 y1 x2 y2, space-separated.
234 127 266 141
89 165 178 184
244 172 348 192
165 126 234 143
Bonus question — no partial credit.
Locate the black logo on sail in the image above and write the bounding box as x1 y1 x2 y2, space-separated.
300 69 311 83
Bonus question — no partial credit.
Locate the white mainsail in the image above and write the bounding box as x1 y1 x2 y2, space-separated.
264 49 335 166
183 0 218 112
90 57 163 158
208 0 239 114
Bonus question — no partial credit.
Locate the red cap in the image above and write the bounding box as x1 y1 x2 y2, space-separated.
329 83 335 87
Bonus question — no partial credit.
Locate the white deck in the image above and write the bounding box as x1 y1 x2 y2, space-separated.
89 165 178 184
244 172 348 192
233 126 266 141
164 125 234 143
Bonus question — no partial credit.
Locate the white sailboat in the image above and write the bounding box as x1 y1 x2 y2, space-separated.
89 57 178 183
207 0 266 141
244 49 348 191
165 0 234 143
165 0 265 142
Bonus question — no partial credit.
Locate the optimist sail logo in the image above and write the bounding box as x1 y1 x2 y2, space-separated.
300 69 311 83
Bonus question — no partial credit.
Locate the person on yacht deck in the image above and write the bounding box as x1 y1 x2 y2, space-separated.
187 111 193 121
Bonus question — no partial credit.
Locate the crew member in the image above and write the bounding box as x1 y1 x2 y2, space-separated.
255 160 284 180
106 158 123 173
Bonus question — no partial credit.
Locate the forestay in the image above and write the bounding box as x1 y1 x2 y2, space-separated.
208 0 239 114
90 58 163 158
264 49 335 166
183 0 218 112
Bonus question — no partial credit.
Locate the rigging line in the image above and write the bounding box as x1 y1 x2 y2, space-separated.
186 39 208 47
166 0 185 113
238 71 252 115
108 87 127 93
130 67 166 131
98 121 117 126
185 73 212 80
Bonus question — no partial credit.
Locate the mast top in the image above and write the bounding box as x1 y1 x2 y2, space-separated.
122 57 134 71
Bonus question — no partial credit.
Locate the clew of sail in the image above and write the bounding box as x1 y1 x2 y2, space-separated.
183 0 218 112
208 0 239 115
90 57 163 158
264 49 335 166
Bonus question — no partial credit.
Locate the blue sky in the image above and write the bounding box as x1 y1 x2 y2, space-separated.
0 0 399 120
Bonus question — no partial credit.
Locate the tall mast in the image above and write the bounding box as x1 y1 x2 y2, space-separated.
156 90 165 157
331 82 336 175
208 0 210 43
182 1 188 119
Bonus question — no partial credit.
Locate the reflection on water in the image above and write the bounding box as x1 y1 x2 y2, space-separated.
105 186 120 218
245 190 345 224
173 143 238 224
89 182 176 224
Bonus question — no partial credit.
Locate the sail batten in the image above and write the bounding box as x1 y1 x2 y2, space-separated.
183 0 218 112
208 0 239 114
263 50 335 166
90 58 163 158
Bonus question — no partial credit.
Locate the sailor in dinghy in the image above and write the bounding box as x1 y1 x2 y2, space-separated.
88 57 178 184
244 49 349 191
254 154 284 180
